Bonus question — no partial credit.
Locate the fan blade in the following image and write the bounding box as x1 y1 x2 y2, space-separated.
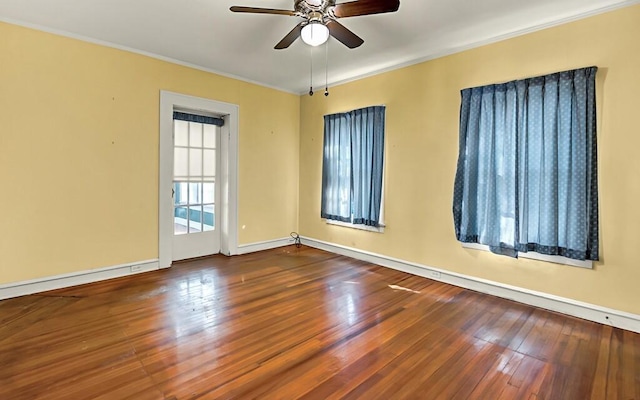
333 0 400 18
275 23 303 49
230 6 296 16
327 20 364 49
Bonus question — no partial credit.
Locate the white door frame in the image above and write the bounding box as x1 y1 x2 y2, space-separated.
159 91 239 268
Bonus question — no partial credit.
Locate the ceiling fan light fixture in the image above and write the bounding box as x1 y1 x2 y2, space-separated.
301 22 329 46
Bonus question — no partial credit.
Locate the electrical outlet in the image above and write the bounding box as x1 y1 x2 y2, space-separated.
130 265 143 273
429 271 441 279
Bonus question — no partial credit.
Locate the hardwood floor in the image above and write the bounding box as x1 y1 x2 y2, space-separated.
1 246 638 399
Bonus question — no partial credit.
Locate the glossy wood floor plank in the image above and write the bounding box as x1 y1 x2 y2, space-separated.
1 246 639 399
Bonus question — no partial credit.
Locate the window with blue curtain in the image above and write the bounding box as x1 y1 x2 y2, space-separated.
321 105 385 227
453 67 599 261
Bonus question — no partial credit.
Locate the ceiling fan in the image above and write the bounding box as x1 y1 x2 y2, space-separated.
230 0 400 49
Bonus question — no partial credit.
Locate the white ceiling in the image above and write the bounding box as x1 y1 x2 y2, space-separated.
1 0 637 94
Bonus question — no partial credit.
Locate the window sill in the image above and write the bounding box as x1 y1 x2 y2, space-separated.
325 219 385 233
462 242 593 269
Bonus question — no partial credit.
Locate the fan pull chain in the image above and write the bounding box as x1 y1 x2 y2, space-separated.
309 46 314 96
324 40 329 96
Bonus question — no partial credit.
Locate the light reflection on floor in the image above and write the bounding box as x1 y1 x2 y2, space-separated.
169 270 225 342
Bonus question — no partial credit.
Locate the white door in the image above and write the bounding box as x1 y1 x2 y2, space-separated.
171 118 220 260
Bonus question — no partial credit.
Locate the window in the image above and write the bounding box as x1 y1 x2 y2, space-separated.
321 105 385 229
453 67 599 262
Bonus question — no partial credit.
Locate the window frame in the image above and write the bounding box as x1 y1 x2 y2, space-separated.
462 243 593 269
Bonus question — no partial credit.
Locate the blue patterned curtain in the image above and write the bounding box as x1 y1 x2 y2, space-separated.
321 106 385 226
453 67 599 261
321 112 352 222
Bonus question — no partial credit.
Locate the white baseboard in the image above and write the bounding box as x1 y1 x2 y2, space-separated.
0 259 159 300
301 236 640 334
236 237 295 255
0 235 295 300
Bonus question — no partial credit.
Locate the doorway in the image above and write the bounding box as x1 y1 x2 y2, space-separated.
159 91 238 267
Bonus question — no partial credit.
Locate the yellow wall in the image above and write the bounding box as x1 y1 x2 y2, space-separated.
0 22 300 284
299 5 640 314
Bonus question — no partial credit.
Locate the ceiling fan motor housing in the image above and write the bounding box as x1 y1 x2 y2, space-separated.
306 11 325 25
295 0 336 21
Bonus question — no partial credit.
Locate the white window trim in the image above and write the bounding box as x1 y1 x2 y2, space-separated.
462 242 593 269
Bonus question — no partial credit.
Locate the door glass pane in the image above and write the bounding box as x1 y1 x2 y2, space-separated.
189 149 202 176
174 182 188 205
203 125 216 148
175 120 188 146
203 204 214 231
189 122 202 147
189 206 202 233
174 148 188 177
174 118 217 237
174 206 188 235
189 182 201 205
203 182 215 204
203 150 216 176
